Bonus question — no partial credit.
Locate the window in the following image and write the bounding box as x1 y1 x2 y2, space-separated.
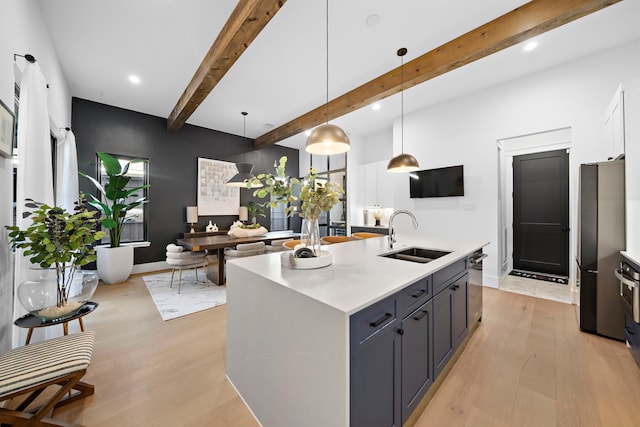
97 154 149 244
310 153 347 237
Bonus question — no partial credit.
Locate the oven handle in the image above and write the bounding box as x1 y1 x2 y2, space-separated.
469 253 488 265
615 268 639 288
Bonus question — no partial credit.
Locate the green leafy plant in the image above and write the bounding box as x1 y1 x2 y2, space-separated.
248 156 300 217
245 201 266 220
6 196 105 307
247 156 343 220
80 152 149 248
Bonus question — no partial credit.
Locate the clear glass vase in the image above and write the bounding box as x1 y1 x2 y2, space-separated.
18 269 99 321
301 218 321 256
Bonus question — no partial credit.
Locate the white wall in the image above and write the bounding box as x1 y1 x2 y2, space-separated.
0 0 72 350
358 39 640 287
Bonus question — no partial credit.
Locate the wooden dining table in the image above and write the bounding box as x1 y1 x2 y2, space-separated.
177 230 300 285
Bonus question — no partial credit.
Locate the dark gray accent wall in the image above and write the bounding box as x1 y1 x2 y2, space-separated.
72 98 299 264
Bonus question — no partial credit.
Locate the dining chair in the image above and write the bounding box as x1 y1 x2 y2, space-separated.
283 240 301 250
166 244 208 293
321 235 353 244
352 232 385 239
266 238 294 252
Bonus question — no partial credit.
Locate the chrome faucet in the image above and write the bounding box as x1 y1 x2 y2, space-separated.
388 210 419 249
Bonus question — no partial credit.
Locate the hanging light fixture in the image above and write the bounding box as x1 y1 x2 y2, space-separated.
227 112 263 187
387 48 420 173
305 0 350 156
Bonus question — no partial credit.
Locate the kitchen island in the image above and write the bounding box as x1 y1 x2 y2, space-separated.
226 235 488 427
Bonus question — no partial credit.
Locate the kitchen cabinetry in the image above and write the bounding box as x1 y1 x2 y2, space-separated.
359 161 395 208
433 272 468 378
623 79 640 260
603 85 624 160
350 294 401 427
350 267 467 425
401 300 433 424
226 235 487 427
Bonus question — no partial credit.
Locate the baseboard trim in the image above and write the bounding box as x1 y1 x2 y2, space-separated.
132 261 169 275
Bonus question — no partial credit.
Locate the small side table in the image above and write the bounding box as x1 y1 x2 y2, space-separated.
14 301 99 345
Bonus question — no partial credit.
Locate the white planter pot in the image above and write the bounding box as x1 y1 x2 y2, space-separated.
96 245 134 284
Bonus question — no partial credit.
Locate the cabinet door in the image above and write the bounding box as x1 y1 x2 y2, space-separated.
433 288 453 379
401 300 433 424
452 274 469 349
350 323 401 427
604 85 624 160
376 161 395 207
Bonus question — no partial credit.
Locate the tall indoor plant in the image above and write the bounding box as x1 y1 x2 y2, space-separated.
7 196 105 320
80 152 149 284
248 156 343 255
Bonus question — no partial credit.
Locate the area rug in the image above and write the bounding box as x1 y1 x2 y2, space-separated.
509 269 568 285
142 270 226 321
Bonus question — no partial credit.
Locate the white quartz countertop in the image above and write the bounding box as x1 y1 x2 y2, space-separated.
228 235 489 315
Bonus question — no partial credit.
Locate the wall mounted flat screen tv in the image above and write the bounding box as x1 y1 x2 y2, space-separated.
409 165 464 198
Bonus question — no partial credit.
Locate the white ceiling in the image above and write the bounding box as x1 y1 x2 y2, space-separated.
38 0 640 150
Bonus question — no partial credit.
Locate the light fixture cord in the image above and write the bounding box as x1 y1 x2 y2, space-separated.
401 52 404 154
325 0 329 124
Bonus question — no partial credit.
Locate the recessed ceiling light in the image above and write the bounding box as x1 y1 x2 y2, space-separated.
524 41 538 52
129 75 141 84
372 103 381 111
365 14 380 27
305 130 311 136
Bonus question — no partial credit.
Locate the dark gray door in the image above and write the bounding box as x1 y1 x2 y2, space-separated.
513 149 569 276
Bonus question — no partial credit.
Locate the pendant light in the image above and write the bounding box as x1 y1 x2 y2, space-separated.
305 0 350 156
226 112 263 187
387 48 420 173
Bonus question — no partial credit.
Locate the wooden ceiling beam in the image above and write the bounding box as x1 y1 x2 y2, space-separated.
167 0 286 131
254 0 621 149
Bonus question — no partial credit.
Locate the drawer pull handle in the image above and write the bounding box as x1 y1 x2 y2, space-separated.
370 313 393 328
450 284 460 291
411 289 426 298
413 310 428 321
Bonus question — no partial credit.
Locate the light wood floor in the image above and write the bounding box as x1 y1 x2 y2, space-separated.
51 275 640 426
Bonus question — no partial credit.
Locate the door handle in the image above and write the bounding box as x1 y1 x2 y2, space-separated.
561 227 569 232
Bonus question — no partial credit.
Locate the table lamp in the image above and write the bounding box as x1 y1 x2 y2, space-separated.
238 206 248 223
186 206 198 233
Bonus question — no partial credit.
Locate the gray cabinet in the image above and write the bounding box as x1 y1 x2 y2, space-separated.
350 294 401 427
350 263 468 425
401 300 433 424
433 272 468 379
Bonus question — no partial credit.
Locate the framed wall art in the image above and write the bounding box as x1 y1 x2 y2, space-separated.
0 98 15 158
197 157 240 215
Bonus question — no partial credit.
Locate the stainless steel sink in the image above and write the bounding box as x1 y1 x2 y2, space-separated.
380 247 451 263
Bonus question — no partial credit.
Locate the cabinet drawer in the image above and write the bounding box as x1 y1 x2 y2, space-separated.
400 277 432 318
433 259 467 295
351 295 398 346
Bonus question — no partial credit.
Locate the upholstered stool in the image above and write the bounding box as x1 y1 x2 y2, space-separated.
166 244 208 293
0 331 96 426
265 239 294 252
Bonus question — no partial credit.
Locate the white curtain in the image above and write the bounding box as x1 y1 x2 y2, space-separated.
13 61 54 346
56 128 79 213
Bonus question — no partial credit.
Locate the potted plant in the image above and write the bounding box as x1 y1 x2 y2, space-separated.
80 152 149 284
245 201 266 224
6 196 105 320
248 156 343 255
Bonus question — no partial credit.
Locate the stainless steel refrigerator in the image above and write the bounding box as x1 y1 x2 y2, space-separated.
577 159 625 341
